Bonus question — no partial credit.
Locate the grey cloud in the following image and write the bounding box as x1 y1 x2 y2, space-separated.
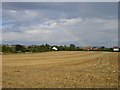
3 2 117 18
2 2 118 47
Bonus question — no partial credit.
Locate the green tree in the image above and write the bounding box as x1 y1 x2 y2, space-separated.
69 44 76 51
2 45 10 53
45 43 50 51
15 45 26 52
0 45 2 52
58 46 64 51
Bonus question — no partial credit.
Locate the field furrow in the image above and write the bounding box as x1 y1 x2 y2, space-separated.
2 51 119 88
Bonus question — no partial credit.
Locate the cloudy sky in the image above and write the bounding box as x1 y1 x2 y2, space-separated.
2 2 118 47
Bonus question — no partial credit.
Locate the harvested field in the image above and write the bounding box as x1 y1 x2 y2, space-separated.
2 51 119 88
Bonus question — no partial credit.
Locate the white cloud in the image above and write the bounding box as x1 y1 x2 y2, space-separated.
4 9 41 23
25 29 51 34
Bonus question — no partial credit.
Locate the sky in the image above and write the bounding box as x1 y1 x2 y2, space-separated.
2 2 118 47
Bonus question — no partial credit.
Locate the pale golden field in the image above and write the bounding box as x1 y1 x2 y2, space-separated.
2 51 119 88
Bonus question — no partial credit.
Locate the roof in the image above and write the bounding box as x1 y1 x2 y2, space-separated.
52 47 58 50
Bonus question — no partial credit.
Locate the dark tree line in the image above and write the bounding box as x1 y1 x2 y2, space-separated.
1 44 81 53
0 44 118 53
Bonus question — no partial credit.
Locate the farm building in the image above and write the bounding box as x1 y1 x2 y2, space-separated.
113 47 119 52
83 46 99 51
83 47 92 51
52 47 58 51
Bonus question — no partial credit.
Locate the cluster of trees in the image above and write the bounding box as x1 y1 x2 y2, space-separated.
0 44 117 53
1 44 81 53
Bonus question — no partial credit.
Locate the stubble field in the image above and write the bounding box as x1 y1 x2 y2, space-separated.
2 51 119 88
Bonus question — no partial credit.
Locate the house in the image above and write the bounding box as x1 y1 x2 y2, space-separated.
52 47 58 51
92 47 100 51
113 47 119 52
82 46 100 51
83 46 92 51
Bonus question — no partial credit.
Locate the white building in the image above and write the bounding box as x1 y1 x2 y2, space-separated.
52 47 58 51
113 47 119 52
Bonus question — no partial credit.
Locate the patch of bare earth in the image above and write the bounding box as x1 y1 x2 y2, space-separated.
2 51 119 88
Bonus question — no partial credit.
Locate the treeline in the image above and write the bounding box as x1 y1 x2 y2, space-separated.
1 44 80 53
0 44 117 53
